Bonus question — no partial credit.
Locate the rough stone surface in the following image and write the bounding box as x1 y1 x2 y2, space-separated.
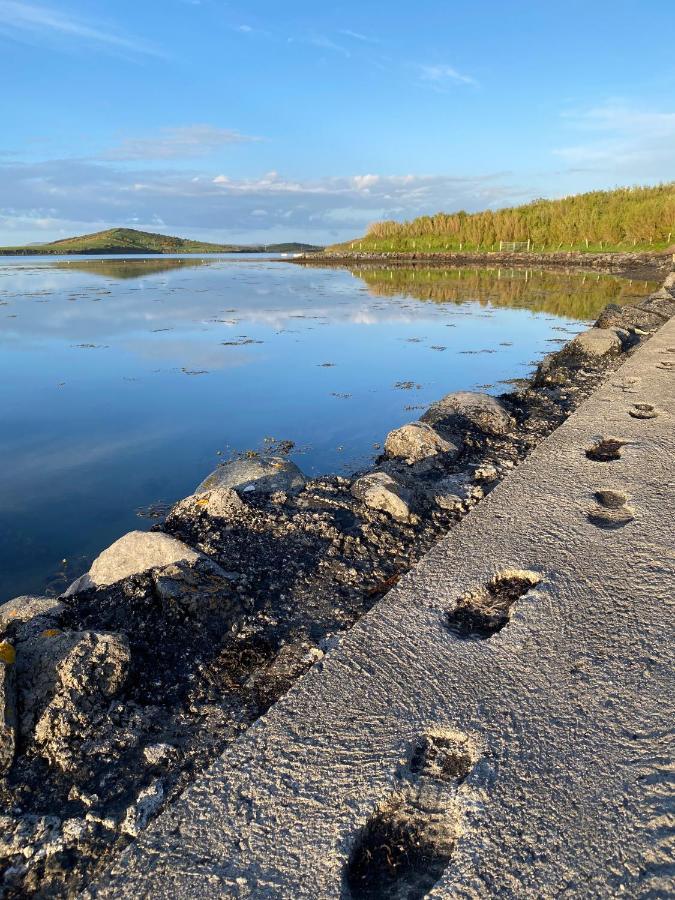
169 487 245 521
351 471 414 522
421 390 514 436
384 422 459 465
0 644 17 775
64 531 201 595
93 314 675 899
16 630 130 771
0 596 64 644
196 456 306 496
569 327 622 358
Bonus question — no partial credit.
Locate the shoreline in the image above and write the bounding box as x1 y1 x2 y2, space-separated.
290 248 672 280
1 269 674 895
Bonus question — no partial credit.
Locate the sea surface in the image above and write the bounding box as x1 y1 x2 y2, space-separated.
0 254 657 601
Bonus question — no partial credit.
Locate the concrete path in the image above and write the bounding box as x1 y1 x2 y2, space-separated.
94 318 675 898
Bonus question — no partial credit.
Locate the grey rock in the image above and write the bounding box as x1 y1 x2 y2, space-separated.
64 531 201 596
150 559 244 619
421 391 514 437
594 303 663 334
426 473 481 511
663 272 675 292
0 641 17 774
351 471 414 522
16 630 130 770
637 291 675 320
569 328 622 358
170 487 245 521
0 596 64 642
196 457 306 496
120 780 164 837
384 422 460 465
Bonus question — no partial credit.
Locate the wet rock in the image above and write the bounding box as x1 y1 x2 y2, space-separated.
64 531 202 595
170 486 245 521
196 456 306 496
421 391 514 437
569 328 622 358
384 422 460 465
351 471 414 522
16 629 130 770
120 779 164 837
1 641 17 774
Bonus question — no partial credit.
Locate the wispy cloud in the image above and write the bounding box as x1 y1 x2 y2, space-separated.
554 101 675 175
0 0 162 56
339 29 379 44
101 125 260 161
418 63 477 88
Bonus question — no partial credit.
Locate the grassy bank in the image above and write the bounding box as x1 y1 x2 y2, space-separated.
331 184 675 255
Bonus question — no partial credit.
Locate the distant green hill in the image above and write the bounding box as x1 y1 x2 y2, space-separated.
0 227 323 256
330 183 675 254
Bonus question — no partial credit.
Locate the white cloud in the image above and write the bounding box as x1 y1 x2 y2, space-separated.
0 157 525 245
102 125 259 161
418 64 477 87
0 0 161 56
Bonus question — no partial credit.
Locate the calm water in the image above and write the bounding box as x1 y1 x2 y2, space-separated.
0 256 656 601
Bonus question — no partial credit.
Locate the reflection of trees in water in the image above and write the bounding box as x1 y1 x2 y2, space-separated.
352 266 659 321
53 258 211 280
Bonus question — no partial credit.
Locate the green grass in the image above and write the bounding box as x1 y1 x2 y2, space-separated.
329 183 675 255
0 227 323 256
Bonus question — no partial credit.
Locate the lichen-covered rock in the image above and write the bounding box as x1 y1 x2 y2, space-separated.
0 596 64 642
351 471 414 522
1 641 17 774
170 486 245 521
421 391 514 437
64 531 201 595
384 422 460 465
569 328 622 358
16 630 130 771
196 456 306 496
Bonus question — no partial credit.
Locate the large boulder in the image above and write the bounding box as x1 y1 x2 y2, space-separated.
569 328 622 358
637 291 675 320
384 422 460 465
351 471 414 522
64 531 201 596
421 391 514 437
1 641 17 775
196 456 306 496
16 629 130 771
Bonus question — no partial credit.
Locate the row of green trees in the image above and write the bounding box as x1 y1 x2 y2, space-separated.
356 184 675 251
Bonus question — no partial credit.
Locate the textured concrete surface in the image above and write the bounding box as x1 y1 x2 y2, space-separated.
93 318 675 899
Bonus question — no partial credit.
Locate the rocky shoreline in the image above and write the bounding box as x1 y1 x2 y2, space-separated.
290 249 672 280
1 272 674 897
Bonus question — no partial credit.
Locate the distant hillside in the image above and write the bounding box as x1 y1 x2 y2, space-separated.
0 227 323 256
330 183 675 254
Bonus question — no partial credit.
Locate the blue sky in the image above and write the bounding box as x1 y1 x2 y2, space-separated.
1 0 674 245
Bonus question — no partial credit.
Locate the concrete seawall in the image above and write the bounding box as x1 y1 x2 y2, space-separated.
91 285 675 895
